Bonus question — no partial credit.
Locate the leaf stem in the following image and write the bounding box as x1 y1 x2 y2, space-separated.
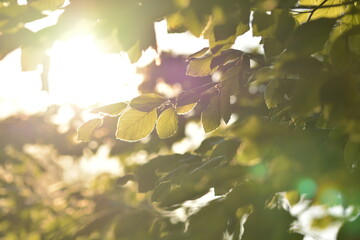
307 0 329 22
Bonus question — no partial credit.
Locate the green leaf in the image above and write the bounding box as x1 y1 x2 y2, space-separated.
264 79 285 109
91 102 128 116
195 136 225 154
210 49 244 69
176 103 197 115
130 93 166 112
151 181 172 202
137 153 201 192
188 47 210 60
176 83 216 107
295 0 348 24
211 139 241 161
156 107 178 139
220 66 240 123
263 37 284 59
252 11 275 37
77 118 103 142
186 54 217 77
201 93 221 133
287 18 337 55
191 156 226 173
116 108 157 142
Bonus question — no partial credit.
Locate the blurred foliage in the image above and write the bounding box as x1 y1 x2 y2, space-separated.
1 0 360 239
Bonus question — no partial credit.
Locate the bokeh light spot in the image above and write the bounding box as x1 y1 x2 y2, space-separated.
320 188 342 206
297 178 317 198
250 163 267 179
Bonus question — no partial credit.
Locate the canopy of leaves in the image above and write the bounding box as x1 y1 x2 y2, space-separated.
1 0 360 239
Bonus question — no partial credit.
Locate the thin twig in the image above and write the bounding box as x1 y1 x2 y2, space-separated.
307 0 329 22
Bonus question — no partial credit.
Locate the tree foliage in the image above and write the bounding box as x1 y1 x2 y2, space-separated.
1 0 360 239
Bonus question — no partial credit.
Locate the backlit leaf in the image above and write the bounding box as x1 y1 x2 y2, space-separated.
176 103 197 115
156 107 178 139
77 118 103 142
296 0 348 24
116 108 157 142
91 102 128 116
130 94 166 112
201 94 221 133
188 47 210 60
186 54 217 77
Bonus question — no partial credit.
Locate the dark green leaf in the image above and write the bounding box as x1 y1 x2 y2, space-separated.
287 18 337 55
195 136 225 154
220 66 241 123
264 79 285 109
137 154 201 192
201 93 221 133
211 139 241 161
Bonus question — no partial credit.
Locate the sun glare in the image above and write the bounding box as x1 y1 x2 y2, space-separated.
48 35 142 108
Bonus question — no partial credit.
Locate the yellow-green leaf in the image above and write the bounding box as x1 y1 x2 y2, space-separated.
91 102 128 116
295 0 347 24
77 118 103 142
156 107 178 139
116 108 157 141
130 94 166 112
188 47 210 60
201 94 221 133
186 55 217 77
176 103 197 115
